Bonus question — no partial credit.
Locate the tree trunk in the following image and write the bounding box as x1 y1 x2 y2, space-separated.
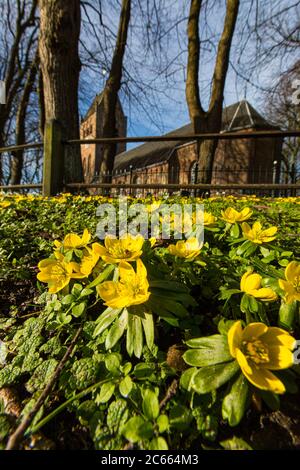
10 49 39 185
99 0 131 185
38 0 83 186
0 0 38 184
186 0 240 184
38 69 45 139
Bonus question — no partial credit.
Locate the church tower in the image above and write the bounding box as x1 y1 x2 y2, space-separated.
80 93 127 183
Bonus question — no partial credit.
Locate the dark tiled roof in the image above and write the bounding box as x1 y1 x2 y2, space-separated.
113 100 278 171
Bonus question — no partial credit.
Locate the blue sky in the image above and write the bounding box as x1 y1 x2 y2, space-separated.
79 0 299 150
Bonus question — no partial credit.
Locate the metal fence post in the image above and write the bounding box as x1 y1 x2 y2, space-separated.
42 120 64 196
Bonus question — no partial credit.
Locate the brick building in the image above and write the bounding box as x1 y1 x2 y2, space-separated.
80 99 282 194
80 92 127 184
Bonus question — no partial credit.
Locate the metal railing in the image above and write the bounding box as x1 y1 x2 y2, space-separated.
0 122 299 196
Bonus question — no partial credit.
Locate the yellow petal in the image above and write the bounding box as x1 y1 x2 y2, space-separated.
260 346 294 370
136 258 148 281
38 259 56 269
252 221 262 232
227 321 243 358
240 270 251 292
262 227 277 237
242 323 268 342
285 261 300 283
236 349 253 375
241 364 286 394
260 327 296 350
241 222 251 235
244 273 262 292
252 287 277 301
81 229 91 245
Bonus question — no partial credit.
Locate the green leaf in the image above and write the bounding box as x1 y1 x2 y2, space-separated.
87 264 115 288
107 399 129 433
230 223 240 238
0 341 8 365
240 293 250 313
0 365 22 388
192 360 239 394
120 362 132 376
236 240 252 256
169 405 193 431
93 308 121 338
184 335 232 366
149 437 168 450
68 358 99 390
157 414 169 433
119 376 133 397
72 302 86 318
72 283 83 296
278 301 296 331
248 296 259 313
222 373 249 426
278 259 289 267
219 289 241 300
97 382 115 403
141 311 154 350
105 353 121 372
127 313 143 358
220 436 252 450
259 390 280 411
142 389 160 420
61 294 74 305
180 367 197 391
26 359 58 393
217 319 236 335
122 416 153 443
133 363 156 380
105 309 128 350
80 288 93 297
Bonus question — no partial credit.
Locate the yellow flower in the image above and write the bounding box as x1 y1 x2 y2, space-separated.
221 207 253 224
54 229 91 250
278 261 300 304
168 237 203 260
37 252 83 293
203 212 217 226
242 221 277 244
240 270 277 301
94 234 144 264
228 321 296 394
97 259 150 309
0 201 11 209
79 243 101 276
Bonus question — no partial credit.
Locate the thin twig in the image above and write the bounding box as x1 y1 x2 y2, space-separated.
159 379 178 411
5 325 83 450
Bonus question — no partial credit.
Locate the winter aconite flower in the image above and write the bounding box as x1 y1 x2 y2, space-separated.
203 212 217 226
78 243 101 277
221 207 252 224
228 321 296 394
278 261 300 304
168 237 203 260
240 270 277 301
94 234 144 264
37 252 83 293
54 229 91 251
242 221 277 244
97 259 150 309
